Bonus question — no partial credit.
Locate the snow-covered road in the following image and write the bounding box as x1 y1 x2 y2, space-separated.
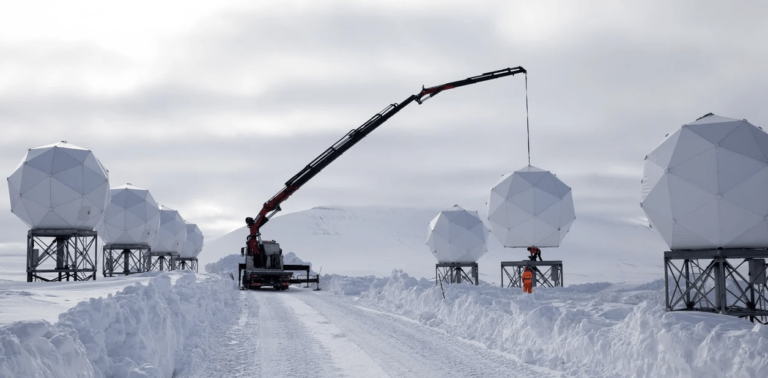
188 288 560 378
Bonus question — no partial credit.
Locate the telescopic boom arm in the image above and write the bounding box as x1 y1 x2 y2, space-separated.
245 66 527 243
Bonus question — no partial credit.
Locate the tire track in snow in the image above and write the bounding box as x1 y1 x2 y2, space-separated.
280 294 391 378
254 290 339 377
290 291 561 378
186 291 260 378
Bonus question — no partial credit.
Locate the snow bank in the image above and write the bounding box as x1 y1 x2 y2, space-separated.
0 272 238 378
204 253 242 275
329 271 768 377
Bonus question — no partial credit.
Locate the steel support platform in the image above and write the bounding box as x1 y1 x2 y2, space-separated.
145 252 178 272
174 257 199 272
103 244 149 277
284 264 321 290
501 260 563 289
436 263 478 285
664 249 768 324
27 228 98 282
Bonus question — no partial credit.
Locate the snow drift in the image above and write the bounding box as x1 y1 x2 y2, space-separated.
0 272 238 378
328 271 768 377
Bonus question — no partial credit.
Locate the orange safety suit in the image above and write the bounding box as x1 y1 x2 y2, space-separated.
522 269 533 294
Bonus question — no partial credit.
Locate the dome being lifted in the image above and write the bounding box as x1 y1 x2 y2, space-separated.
488 165 575 248
96 184 160 246
7 142 110 230
642 114 768 250
180 223 204 258
426 205 489 263
150 206 187 253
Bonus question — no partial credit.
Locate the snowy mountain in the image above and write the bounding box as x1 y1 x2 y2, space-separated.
202 206 667 284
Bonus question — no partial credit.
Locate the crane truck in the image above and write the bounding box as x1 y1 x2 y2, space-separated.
238 66 528 290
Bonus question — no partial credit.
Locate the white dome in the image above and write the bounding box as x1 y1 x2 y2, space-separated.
426 205 489 263
488 165 575 248
641 114 768 250
150 206 186 253
180 223 204 258
96 184 160 245
7 142 110 230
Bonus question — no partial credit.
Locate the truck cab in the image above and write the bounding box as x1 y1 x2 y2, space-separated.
240 241 294 290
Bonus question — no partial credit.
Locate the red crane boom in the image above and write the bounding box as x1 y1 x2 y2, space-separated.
244 66 527 262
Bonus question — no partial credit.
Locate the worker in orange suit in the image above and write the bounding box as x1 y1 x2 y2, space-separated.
527 246 542 261
522 267 533 294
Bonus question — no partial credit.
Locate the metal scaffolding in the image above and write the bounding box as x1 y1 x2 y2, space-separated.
435 262 479 285
145 252 178 272
27 228 98 282
664 249 768 324
174 257 198 272
500 260 563 289
103 244 149 277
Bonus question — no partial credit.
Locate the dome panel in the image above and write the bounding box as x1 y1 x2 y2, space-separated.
724 168 768 215
53 198 83 226
487 166 576 248
24 179 52 208
20 166 48 193
7 142 109 230
508 188 535 215
180 223 204 258
60 146 91 163
83 166 108 194
717 148 765 194
718 200 763 245
719 124 765 162
39 211 68 229
96 184 161 246
533 189 560 215
148 206 186 253
426 206 489 263
642 114 768 249
7 167 23 193
54 165 84 194
26 149 55 173
51 148 80 174
668 128 713 168
125 224 146 244
688 121 741 144
647 131 680 168
50 179 81 207
669 147 718 194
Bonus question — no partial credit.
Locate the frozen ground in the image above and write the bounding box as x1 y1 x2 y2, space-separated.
4 266 766 377
328 272 768 377
0 207 766 377
181 288 559 378
1 266 767 377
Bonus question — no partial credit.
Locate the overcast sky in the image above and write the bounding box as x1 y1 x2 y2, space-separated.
1 0 767 247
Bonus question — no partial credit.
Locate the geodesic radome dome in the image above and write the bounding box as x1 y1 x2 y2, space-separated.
180 223 204 258
641 114 768 250
96 184 160 246
426 205 489 263
7 141 110 230
150 206 187 253
488 165 575 248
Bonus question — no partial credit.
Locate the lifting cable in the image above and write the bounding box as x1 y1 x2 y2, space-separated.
525 73 531 166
